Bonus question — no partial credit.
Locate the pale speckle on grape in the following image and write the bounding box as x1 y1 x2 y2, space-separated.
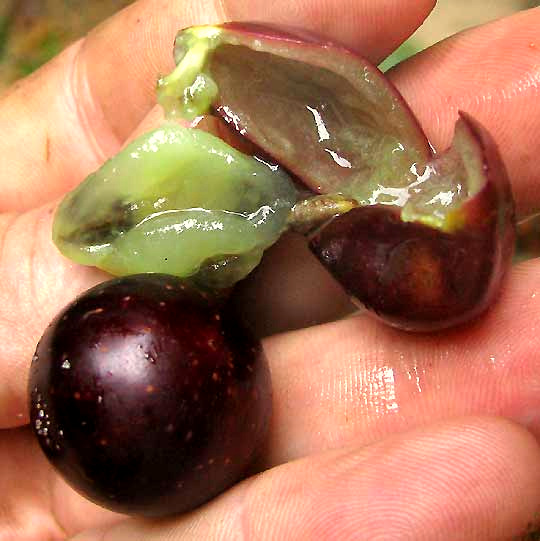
82 308 105 321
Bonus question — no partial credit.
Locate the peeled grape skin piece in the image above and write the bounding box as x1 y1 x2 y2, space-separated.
53 123 297 288
28 274 271 517
309 113 516 331
158 23 506 231
157 23 431 202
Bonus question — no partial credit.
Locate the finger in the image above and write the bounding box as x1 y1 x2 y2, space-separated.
0 427 122 540
259 257 540 466
70 417 540 541
388 7 540 218
0 0 435 213
232 232 357 337
220 0 435 64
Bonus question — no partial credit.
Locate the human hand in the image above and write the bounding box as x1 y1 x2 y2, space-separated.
1 1 540 539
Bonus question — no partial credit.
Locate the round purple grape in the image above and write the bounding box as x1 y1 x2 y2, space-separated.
29 274 271 517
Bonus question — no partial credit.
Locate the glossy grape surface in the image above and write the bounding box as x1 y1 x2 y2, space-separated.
53 124 297 289
28 274 271 517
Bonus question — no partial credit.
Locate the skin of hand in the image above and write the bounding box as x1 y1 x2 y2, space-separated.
1 1 540 540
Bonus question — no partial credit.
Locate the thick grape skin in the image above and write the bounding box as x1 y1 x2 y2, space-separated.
158 23 431 202
309 206 495 331
28 274 271 517
309 115 516 331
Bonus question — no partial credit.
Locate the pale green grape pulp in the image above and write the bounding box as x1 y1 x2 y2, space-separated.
53 123 297 288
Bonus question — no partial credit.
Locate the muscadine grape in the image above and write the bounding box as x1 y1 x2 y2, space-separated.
29 274 271 517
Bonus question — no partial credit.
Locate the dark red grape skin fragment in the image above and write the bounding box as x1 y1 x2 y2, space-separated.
310 207 491 330
309 115 516 331
29 274 271 517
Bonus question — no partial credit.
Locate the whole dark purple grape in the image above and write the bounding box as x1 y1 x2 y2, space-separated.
28 274 271 517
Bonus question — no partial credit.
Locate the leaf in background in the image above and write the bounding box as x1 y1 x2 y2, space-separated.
378 40 421 72
16 30 62 76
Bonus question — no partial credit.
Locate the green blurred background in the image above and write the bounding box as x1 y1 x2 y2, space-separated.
379 0 539 71
0 0 133 88
0 0 539 259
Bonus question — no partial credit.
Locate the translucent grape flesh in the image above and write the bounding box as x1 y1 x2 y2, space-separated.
53 124 297 288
